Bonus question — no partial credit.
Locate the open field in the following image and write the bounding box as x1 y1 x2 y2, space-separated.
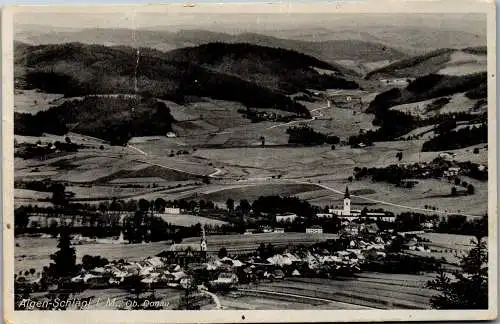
333 59 393 76
221 289 370 310
14 90 64 114
192 138 487 180
14 133 487 215
437 51 487 76
15 237 171 274
156 213 227 227
184 183 320 204
292 176 488 216
233 273 437 310
390 92 483 117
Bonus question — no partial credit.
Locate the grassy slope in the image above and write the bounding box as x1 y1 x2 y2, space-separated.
365 48 455 79
367 72 487 114
365 48 486 80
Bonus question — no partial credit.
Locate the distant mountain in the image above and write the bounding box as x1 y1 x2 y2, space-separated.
266 26 485 55
16 28 408 72
365 47 487 80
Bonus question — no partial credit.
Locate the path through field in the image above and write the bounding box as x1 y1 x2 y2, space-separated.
286 179 483 218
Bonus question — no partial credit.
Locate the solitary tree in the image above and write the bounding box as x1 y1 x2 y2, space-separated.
226 199 235 213
178 281 200 310
239 199 251 215
154 198 167 213
218 247 228 259
50 183 68 208
451 187 458 196
49 229 77 278
138 199 150 212
427 235 488 309
14 207 30 229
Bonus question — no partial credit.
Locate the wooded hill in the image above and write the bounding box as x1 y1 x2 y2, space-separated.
15 42 359 117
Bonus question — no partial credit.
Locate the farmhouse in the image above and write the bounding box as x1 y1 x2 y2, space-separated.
275 212 298 223
306 225 323 234
342 223 361 236
325 90 363 108
316 213 334 218
274 227 285 233
164 207 181 214
361 223 380 235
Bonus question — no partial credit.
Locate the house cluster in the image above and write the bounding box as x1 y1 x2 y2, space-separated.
379 78 413 86
324 90 363 109
254 111 282 121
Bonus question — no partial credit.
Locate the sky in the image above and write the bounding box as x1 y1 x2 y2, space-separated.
13 11 487 37
12 2 487 35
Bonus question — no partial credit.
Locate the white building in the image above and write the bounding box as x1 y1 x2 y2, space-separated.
276 212 298 223
164 207 181 214
316 213 334 218
274 228 285 233
306 225 323 234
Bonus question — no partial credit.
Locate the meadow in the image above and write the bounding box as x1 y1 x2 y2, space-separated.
235 273 437 310
15 237 171 274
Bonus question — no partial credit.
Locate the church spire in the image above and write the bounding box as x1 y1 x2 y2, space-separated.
344 186 350 199
200 224 207 252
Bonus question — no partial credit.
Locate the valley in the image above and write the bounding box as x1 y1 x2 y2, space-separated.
12 12 490 313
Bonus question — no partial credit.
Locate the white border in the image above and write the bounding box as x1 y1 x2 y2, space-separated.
2 2 498 323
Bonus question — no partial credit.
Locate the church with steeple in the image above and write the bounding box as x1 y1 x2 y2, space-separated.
328 186 355 216
324 186 394 222
157 224 208 266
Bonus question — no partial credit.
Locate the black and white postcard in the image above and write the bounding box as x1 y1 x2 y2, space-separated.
2 1 497 323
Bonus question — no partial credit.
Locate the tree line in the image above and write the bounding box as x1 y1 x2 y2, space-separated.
14 96 175 146
286 125 340 146
422 123 487 152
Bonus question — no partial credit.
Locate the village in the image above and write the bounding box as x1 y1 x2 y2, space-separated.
15 183 483 310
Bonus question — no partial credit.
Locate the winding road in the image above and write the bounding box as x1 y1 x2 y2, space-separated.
266 105 329 130
113 100 484 219
200 290 222 309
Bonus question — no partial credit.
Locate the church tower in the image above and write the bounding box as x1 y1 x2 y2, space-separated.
343 186 351 215
200 225 207 252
